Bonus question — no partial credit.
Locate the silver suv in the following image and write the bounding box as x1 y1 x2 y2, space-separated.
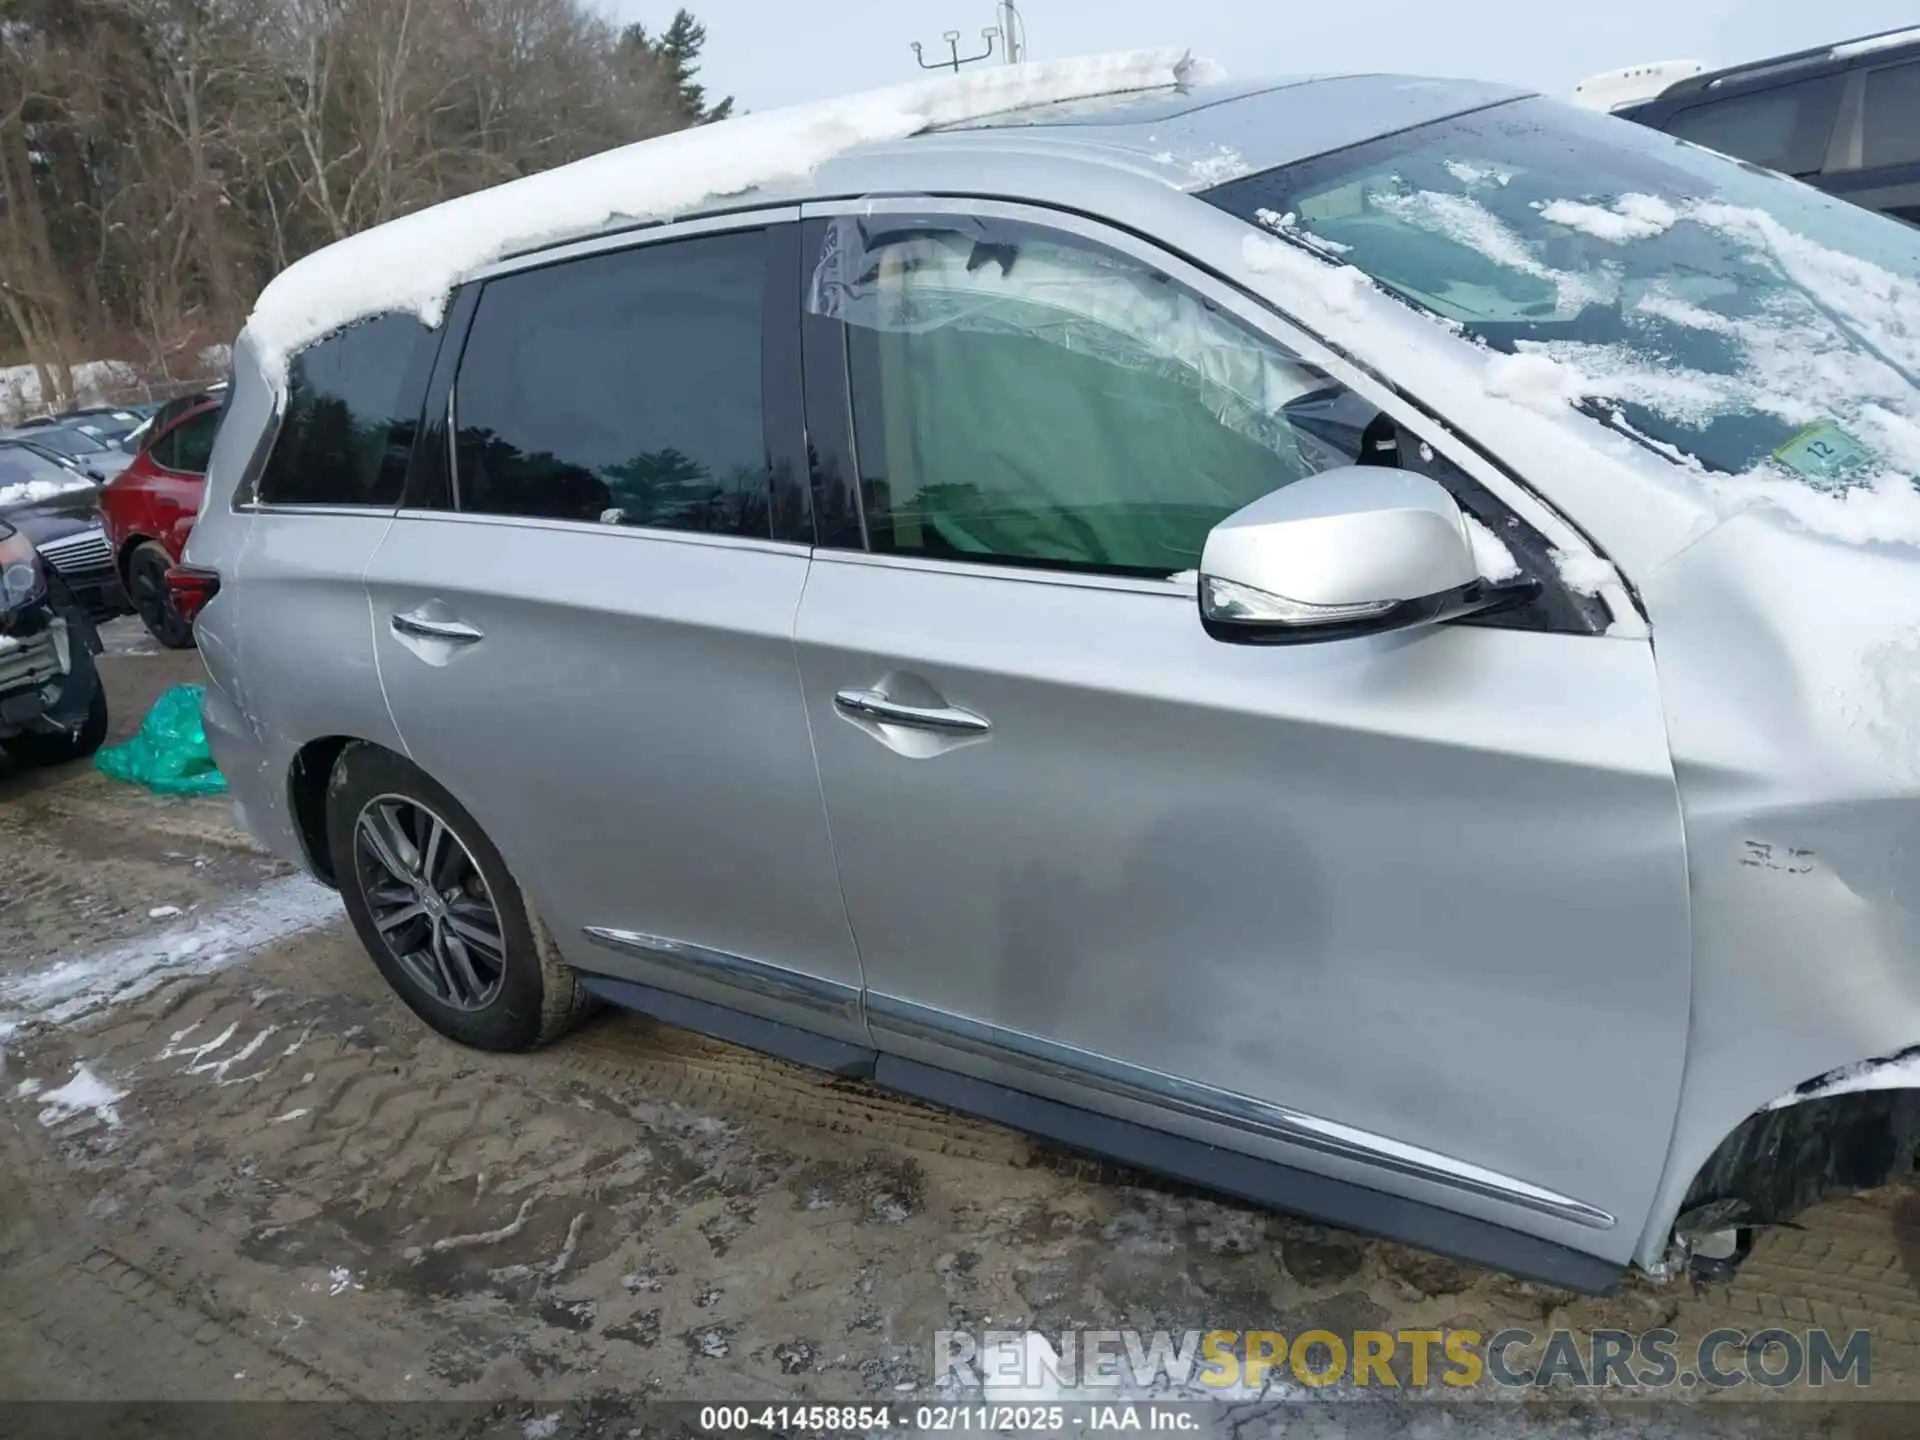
190 71 1920 1294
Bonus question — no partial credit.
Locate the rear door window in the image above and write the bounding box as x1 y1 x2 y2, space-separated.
1665 76 1843 175
256 313 435 507
450 229 772 537
1863 60 1920 168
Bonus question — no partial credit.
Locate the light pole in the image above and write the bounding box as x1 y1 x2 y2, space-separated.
997 1 1026 63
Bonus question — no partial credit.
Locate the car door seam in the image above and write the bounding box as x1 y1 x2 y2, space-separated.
363 508 413 763
791 550 875 1040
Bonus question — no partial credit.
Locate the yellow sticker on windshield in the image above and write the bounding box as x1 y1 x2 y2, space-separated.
1773 421 1873 481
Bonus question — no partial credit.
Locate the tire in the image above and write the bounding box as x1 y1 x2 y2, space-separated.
126 541 195 649
324 742 592 1051
0 671 109 768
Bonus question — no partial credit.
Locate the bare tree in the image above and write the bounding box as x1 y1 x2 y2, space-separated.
0 0 717 409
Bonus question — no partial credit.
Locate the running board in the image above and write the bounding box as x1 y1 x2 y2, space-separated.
574 970 1621 1294
875 1054 1620 1295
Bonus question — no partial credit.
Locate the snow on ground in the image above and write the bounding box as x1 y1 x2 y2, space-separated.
245 49 1215 379
36 1064 126 1129
0 874 341 1038
0 359 139 427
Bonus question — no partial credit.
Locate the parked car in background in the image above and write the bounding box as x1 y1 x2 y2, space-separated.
0 420 132 480
96 390 222 647
0 443 128 621
1592 25 1920 224
0 518 108 767
17 404 149 448
192 63 1920 1296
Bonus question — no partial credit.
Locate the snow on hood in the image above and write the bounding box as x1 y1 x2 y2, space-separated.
0 475 93 509
244 49 1216 382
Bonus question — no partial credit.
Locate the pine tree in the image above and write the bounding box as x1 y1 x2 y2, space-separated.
621 8 733 124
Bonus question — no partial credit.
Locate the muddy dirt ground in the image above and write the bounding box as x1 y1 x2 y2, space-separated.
0 623 1915 1432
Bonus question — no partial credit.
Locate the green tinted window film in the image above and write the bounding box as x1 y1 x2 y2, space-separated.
819 220 1359 577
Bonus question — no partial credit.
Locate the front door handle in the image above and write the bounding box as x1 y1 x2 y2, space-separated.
833 687 991 734
392 610 484 644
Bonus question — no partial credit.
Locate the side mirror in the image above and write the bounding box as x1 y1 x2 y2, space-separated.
1198 467 1529 645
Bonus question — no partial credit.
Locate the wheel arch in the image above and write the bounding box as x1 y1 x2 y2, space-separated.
287 735 386 888
1666 1067 1920 1272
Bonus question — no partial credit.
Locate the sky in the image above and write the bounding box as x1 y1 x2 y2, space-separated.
607 0 1918 114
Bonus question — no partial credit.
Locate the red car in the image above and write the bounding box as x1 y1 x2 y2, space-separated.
96 392 223 647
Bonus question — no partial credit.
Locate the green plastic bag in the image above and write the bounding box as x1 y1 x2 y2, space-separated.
95 683 228 796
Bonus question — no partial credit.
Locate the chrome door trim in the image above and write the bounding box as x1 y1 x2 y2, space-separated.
385 507 813 557
866 992 1617 1231
582 926 862 1024
811 546 1194 599
235 504 399 519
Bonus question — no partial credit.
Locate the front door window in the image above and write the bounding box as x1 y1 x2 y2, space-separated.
812 216 1386 578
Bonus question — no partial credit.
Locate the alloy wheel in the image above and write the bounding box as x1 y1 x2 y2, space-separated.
352 795 507 1011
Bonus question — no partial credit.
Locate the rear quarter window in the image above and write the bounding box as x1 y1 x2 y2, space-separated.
1663 75 1843 175
256 313 436 507
1863 59 1920 168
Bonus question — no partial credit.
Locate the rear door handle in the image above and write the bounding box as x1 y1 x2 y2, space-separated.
833 687 990 734
391 610 484 644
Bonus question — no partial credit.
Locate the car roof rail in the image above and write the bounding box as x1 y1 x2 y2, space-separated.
1654 25 1920 103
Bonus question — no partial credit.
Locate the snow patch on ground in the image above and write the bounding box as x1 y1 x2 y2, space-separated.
37 1064 126 1129
0 875 340 1035
0 359 140 427
245 50 1215 380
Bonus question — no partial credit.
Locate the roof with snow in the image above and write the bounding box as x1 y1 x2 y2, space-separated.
244 50 1212 378
242 53 1530 381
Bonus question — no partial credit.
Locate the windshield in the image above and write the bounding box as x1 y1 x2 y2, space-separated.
27 427 106 460
1204 96 1920 494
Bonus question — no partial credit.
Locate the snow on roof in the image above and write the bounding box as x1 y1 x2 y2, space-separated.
244 49 1216 381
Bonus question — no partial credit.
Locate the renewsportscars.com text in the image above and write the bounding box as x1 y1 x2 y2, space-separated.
934 1326 1873 1391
